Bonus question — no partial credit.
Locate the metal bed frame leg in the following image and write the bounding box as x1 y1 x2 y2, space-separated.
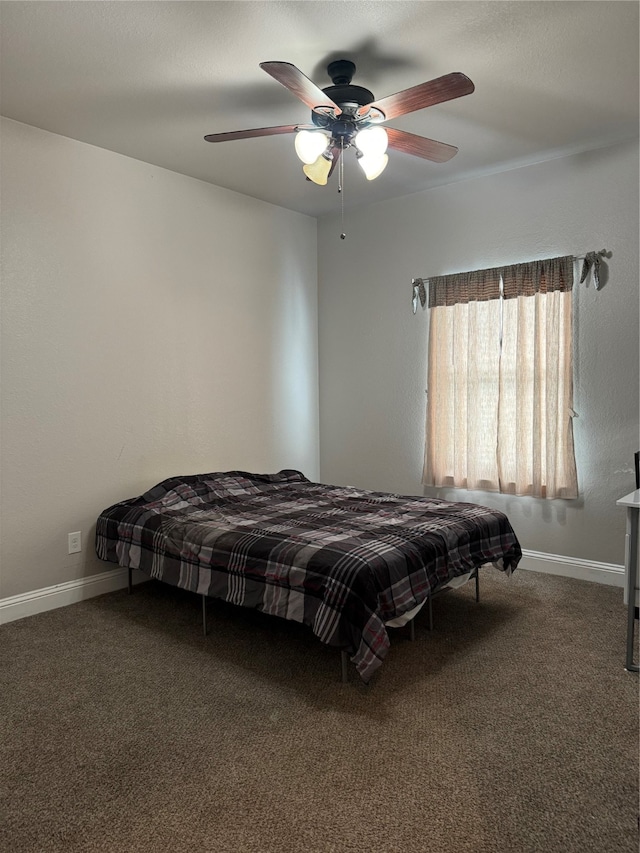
427 595 433 631
202 594 208 637
475 568 480 603
409 618 416 642
128 567 132 595
341 651 349 683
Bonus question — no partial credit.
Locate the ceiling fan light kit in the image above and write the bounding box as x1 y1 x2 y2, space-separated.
353 125 389 181
302 151 333 186
357 151 389 181
204 59 475 187
354 125 388 156
294 129 330 165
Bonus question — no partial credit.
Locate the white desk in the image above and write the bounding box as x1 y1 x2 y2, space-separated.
617 489 639 673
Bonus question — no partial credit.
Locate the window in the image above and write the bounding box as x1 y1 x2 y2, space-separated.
423 256 578 499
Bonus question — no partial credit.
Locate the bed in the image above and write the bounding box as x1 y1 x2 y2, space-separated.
95 469 521 682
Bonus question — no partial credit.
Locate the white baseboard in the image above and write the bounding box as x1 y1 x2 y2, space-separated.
519 549 625 587
0 550 625 626
0 567 146 626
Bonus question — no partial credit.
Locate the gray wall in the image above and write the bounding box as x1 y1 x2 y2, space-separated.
317 140 639 566
1 118 319 599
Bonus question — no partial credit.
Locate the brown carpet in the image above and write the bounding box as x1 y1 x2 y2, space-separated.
1 568 638 853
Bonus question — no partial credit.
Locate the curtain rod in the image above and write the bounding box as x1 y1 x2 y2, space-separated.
412 249 610 312
574 249 610 262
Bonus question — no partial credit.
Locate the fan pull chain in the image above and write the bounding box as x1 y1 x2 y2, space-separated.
339 138 346 240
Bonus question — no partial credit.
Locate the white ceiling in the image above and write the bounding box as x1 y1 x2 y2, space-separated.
1 1 638 217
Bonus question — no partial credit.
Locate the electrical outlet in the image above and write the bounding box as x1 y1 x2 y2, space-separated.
68 531 82 554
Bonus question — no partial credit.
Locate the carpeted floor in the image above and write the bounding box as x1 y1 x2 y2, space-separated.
1 568 638 853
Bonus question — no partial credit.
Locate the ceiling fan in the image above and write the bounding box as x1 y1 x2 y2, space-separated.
204 60 475 185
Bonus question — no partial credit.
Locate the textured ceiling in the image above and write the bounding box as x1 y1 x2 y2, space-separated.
1 1 638 217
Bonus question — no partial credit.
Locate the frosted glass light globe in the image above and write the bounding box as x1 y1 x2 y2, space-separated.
354 126 388 157
302 153 333 185
295 130 330 165
358 153 389 181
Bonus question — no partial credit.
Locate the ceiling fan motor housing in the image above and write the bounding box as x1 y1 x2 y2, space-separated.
323 60 374 113
311 60 376 141
322 85 374 110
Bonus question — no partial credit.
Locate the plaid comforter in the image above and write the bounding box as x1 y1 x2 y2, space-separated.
95 470 521 681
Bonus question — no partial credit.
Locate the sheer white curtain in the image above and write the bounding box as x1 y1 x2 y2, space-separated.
424 268 502 491
423 256 578 499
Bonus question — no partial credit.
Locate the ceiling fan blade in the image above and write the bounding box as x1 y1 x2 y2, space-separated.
386 127 458 163
260 61 341 115
360 72 474 120
327 145 342 178
204 124 298 143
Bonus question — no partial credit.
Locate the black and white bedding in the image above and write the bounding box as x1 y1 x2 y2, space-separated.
95 469 521 682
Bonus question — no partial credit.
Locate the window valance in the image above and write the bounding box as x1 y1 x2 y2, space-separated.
428 267 501 307
501 255 573 299
426 255 573 308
